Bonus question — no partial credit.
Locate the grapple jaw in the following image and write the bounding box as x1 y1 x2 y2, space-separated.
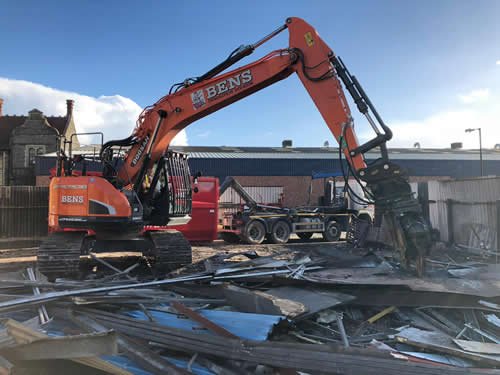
360 161 431 276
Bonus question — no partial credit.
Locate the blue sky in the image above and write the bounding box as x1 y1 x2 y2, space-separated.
1 0 500 148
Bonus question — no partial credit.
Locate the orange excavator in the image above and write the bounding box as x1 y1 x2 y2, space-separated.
39 17 430 280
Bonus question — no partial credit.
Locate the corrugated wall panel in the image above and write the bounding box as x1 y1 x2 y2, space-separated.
220 186 283 204
428 177 500 248
0 186 49 238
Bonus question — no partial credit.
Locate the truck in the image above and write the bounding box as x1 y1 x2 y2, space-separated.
218 176 373 245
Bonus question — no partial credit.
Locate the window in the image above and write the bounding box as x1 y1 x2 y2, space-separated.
25 145 46 167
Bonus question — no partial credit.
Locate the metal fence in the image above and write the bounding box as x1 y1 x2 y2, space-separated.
428 177 500 250
0 186 49 238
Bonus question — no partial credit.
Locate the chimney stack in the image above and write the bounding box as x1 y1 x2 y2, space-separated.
66 99 74 117
0 98 3 117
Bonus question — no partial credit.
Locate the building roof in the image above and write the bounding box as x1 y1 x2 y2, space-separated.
42 144 500 161
172 146 500 161
37 144 500 179
0 99 74 150
0 115 68 150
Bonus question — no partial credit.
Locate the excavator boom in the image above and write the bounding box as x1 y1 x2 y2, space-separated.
114 18 372 187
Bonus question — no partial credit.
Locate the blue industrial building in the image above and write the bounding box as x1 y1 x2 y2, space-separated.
36 145 499 182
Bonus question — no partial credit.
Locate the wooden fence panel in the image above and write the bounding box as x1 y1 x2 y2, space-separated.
0 186 49 238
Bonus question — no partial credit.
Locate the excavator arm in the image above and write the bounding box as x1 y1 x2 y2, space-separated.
103 17 430 275
111 18 374 186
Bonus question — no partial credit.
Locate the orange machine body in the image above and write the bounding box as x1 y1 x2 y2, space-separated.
48 176 132 233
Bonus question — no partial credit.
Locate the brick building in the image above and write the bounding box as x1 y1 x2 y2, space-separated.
0 99 78 185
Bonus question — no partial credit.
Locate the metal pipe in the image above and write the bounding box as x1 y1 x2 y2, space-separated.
362 112 381 135
0 274 213 313
26 268 50 324
252 24 288 49
336 312 350 347
465 127 483 176
479 128 483 176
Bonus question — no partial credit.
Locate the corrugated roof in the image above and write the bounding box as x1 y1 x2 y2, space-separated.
44 144 500 161
182 150 500 161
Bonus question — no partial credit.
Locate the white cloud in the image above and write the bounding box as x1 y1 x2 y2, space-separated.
378 100 500 149
459 88 489 104
0 77 187 146
351 88 500 149
496 60 500 65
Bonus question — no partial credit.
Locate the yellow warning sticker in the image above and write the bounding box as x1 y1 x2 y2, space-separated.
304 32 314 47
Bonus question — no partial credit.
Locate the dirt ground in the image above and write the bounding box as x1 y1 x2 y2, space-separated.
0 234 346 274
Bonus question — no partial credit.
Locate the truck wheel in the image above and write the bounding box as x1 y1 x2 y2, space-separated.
243 220 266 244
323 221 341 242
220 232 241 244
297 232 313 241
270 221 291 244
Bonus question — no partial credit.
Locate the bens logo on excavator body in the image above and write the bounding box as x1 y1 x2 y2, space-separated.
61 196 84 204
191 70 253 110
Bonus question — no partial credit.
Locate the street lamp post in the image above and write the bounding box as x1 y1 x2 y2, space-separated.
465 127 483 176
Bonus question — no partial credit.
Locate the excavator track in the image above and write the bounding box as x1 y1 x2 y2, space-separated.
146 230 192 275
37 232 86 281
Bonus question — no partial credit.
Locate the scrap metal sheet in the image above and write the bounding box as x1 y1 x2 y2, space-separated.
396 327 500 366
306 269 500 297
124 309 284 341
265 286 355 318
454 340 500 355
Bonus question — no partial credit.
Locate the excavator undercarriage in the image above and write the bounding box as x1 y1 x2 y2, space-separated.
37 230 192 281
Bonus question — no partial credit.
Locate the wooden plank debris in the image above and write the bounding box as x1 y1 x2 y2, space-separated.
2 331 118 360
223 285 307 318
0 319 130 375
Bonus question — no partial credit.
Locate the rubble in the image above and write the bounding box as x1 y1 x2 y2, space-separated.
2 242 500 374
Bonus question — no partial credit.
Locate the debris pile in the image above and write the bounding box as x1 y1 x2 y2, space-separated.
2 244 500 374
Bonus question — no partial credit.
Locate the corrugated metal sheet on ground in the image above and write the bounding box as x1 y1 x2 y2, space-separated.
220 186 283 204
123 309 285 341
102 355 214 375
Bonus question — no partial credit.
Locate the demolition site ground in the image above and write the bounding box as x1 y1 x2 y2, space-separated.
1 237 500 374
